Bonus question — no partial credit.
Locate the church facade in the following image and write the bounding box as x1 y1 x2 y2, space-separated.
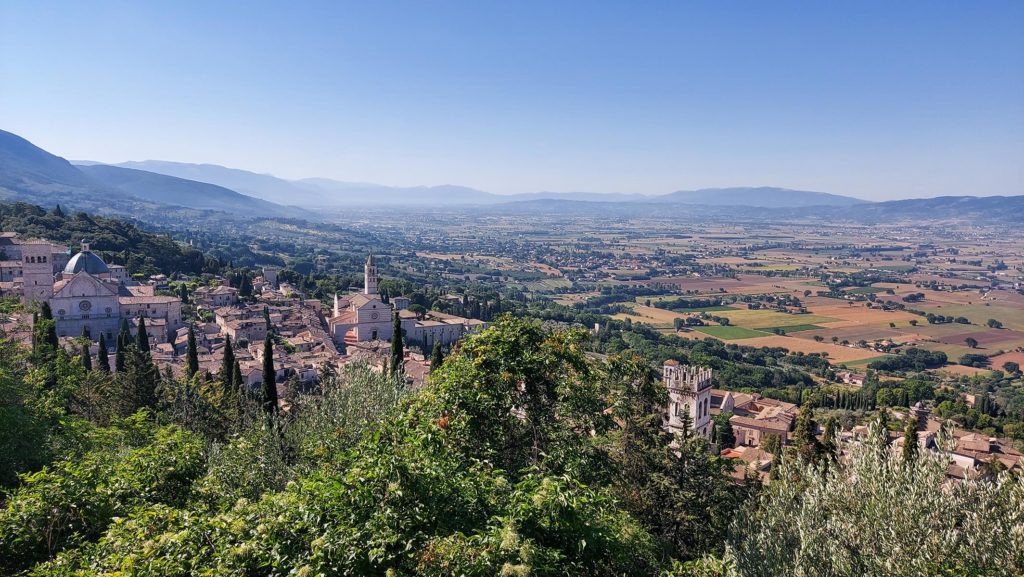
3 234 182 345
328 255 487 350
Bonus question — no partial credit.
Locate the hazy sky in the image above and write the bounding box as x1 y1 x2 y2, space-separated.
2 1 1022 199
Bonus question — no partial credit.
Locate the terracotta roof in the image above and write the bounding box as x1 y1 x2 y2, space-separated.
118 296 180 304
730 415 791 433
330 311 357 324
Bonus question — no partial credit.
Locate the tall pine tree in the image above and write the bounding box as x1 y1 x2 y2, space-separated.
261 334 277 414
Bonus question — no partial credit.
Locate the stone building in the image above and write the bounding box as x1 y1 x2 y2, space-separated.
709 389 798 447
329 255 486 349
2 234 182 346
663 360 713 439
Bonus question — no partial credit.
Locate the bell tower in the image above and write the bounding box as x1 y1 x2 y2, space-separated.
364 254 378 295
19 241 55 303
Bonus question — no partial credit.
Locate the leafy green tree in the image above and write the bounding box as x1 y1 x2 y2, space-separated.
965 336 979 349
0 415 205 573
1003 361 1020 375
729 422 1024 577
713 412 736 448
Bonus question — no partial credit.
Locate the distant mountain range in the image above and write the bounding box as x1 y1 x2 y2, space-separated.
0 130 309 219
108 159 866 208
2 128 1020 223
656 187 863 207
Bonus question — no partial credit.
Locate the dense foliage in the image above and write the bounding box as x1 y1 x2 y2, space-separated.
3 311 1023 575
0 202 220 275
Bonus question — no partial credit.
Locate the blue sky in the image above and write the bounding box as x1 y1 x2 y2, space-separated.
1 1 1022 199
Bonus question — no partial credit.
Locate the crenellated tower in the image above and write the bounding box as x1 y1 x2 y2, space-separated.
663 360 713 439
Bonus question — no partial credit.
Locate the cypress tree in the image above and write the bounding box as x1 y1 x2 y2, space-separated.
38 302 59 350
389 311 404 377
40 301 54 321
233 359 243 398
121 335 159 412
136 317 150 353
115 342 126 373
261 334 277 414
186 326 199 379
115 318 130 372
80 342 92 371
902 416 919 465
794 408 825 464
221 335 235 385
97 334 110 372
430 341 443 373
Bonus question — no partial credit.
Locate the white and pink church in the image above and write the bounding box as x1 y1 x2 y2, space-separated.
328 255 486 350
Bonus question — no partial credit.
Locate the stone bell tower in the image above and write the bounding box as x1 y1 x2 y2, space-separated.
19 241 56 303
364 254 378 295
663 360 714 439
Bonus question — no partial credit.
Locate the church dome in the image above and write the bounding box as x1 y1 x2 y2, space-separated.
64 249 109 275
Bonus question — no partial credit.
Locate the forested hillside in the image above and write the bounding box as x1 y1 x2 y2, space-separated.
1 314 1021 576
0 202 220 276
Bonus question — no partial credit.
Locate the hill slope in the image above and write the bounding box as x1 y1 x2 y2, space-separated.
77 164 308 218
658 187 864 207
116 160 327 206
0 129 132 209
0 130 308 220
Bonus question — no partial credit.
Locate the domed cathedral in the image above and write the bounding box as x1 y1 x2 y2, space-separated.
34 240 181 345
